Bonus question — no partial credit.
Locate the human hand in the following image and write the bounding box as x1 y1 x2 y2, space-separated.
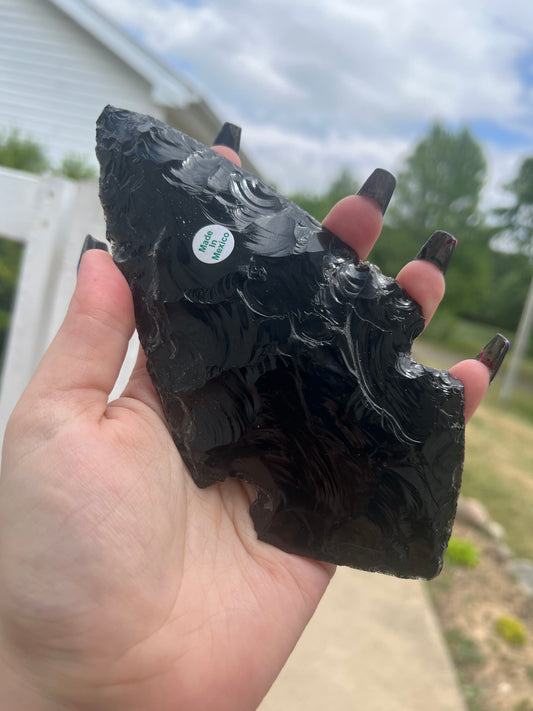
0 126 505 711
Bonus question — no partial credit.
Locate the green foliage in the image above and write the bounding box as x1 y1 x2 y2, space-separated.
461 683 491 711
514 699 533 711
291 168 358 222
495 157 533 259
0 128 97 181
389 123 487 237
445 537 481 568
527 665 533 682
56 153 98 181
483 251 533 331
0 129 49 174
0 238 24 366
445 628 485 666
384 123 495 322
367 224 414 278
495 616 528 646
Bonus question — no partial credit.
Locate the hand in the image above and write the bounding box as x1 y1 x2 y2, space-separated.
0 135 496 711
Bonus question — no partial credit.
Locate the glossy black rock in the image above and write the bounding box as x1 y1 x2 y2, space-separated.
96 106 465 579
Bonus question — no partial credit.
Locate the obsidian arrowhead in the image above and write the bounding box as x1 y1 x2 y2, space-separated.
96 105 465 579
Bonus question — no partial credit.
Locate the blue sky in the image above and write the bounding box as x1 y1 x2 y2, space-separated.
88 0 533 208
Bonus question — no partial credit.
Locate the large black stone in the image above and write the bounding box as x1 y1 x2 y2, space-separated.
96 106 465 579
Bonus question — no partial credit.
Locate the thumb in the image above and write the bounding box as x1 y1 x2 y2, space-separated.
20 248 135 418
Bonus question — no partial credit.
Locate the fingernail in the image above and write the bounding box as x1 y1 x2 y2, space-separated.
415 230 457 275
475 334 511 383
356 169 396 215
77 234 108 271
212 122 241 153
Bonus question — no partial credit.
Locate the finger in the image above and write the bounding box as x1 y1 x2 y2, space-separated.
212 121 242 167
449 360 489 423
396 231 457 324
23 248 135 415
120 345 164 417
322 169 396 260
449 334 510 422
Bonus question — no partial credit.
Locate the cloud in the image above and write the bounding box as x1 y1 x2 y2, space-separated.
88 0 533 201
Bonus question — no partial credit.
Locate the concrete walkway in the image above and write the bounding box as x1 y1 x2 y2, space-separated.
259 567 467 711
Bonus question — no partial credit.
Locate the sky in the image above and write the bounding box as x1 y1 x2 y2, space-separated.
87 0 533 209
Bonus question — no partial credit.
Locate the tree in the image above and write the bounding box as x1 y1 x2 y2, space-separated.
485 251 533 333
290 168 358 222
389 123 487 238
56 152 98 181
494 157 533 401
372 123 492 321
0 129 49 174
494 157 533 259
0 129 97 180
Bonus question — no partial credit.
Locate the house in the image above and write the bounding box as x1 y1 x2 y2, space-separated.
0 0 257 170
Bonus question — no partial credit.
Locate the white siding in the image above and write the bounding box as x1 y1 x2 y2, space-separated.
0 0 167 168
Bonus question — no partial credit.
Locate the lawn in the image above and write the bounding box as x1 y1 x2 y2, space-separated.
414 327 533 561
461 402 533 560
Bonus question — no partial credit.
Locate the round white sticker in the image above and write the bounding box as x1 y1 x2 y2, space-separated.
192 224 235 264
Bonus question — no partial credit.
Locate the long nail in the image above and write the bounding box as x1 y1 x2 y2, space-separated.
415 230 457 275
77 234 108 271
212 122 242 153
475 334 511 383
356 169 396 215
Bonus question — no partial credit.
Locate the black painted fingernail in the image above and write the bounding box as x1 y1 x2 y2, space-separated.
77 234 108 271
415 230 457 275
356 169 396 215
212 122 241 153
475 334 511 383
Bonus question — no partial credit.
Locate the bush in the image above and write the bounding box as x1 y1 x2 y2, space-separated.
495 616 528 646
445 537 481 568
0 129 49 174
57 153 97 180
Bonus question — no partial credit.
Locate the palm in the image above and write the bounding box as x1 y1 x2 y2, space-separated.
102 392 331 710
98 391 332 710
1 369 330 710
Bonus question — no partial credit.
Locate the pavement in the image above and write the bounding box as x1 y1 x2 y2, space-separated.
258 567 467 711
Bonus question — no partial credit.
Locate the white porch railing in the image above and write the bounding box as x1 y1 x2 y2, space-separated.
0 166 137 453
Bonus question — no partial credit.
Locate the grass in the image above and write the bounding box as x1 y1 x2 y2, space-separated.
416 316 533 710
417 315 533 424
423 314 532 369
445 629 486 666
445 538 481 568
514 700 533 711
461 683 495 711
413 322 533 561
461 403 533 559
